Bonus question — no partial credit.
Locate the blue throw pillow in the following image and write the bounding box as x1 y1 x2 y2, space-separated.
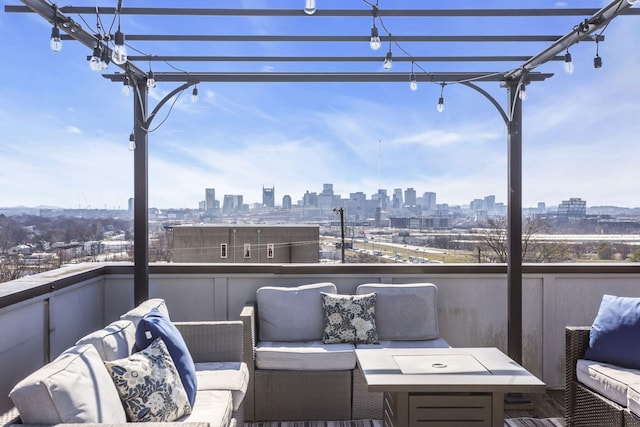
584 294 640 369
135 308 197 406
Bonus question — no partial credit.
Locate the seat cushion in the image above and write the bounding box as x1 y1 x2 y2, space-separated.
105 337 191 422
120 298 170 328
195 362 249 411
576 358 640 407
356 283 439 340
136 308 198 407
257 282 336 341
256 340 356 370
356 338 450 349
75 319 136 361
177 389 233 427
9 344 126 424
627 383 640 418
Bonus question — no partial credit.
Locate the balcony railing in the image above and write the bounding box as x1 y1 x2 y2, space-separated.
1 262 639 414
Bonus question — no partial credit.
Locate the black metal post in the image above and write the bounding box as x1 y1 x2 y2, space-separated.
334 207 345 263
506 80 523 365
133 78 149 305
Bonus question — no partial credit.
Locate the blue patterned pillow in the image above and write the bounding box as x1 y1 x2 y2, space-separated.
105 338 191 422
321 292 378 344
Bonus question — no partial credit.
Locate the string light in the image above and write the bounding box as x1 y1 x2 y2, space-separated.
112 29 127 65
369 7 381 51
519 84 527 101
50 21 62 52
437 83 446 112
409 62 418 91
383 35 393 70
594 39 602 68
89 44 102 71
191 86 198 103
627 0 637 5
128 133 136 151
564 50 574 74
122 75 130 96
147 69 156 88
304 0 316 15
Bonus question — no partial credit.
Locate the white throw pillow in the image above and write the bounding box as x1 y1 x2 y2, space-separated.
9 344 126 424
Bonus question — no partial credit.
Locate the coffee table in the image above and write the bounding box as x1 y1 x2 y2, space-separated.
355 347 545 427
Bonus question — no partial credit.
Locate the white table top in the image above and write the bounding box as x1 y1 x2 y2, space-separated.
355 347 546 393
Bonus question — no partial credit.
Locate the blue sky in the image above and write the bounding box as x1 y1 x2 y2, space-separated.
1 1 639 210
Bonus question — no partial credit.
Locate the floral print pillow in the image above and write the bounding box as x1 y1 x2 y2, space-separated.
321 292 378 344
104 337 191 422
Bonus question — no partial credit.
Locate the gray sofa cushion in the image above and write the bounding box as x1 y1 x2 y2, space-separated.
120 298 170 328
576 358 640 407
177 389 233 427
9 344 127 424
357 283 439 341
255 341 356 370
257 282 336 341
356 338 450 349
196 362 249 411
628 383 640 417
75 319 136 361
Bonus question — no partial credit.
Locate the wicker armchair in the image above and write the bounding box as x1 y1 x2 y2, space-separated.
565 326 624 427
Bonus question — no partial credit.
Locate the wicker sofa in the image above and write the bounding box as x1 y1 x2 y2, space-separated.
565 326 640 427
2 299 247 427
240 282 450 422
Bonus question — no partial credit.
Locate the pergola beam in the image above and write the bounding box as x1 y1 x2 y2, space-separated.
127 55 562 63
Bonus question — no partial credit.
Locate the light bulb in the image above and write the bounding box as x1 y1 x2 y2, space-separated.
519 86 527 101
122 78 130 96
409 73 418 91
370 26 381 50
437 97 444 113
383 51 393 70
627 0 637 5
128 134 136 151
147 70 156 88
112 30 127 65
304 0 316 15
594 54 602 69
89 46 102 71
50 26 62 52
564 52 574 74
191 87 198 103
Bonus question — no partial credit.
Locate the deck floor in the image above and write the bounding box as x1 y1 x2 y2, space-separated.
504 389 565 419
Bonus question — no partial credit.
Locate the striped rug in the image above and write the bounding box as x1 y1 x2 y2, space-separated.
245 418 564 427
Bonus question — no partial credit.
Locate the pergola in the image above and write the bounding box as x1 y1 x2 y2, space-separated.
5 0 638 364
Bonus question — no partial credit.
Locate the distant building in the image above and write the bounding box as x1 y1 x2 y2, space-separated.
404 188 417 207
205 188 216 212
484 195 496 211
558 198 587 217
222 195 244 214
262 186 275 208
170 224 319 263
282 195 292 210
392 188 403 209
422 192 436 210
128 197 134 212
303 191 318 207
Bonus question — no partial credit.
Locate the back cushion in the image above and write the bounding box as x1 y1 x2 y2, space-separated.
356 283 439 341
75 319 136 361
120 298 170 328
9 344 126 424
257 282 337 341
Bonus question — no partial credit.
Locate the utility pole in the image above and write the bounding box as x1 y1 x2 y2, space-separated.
333 207 345 263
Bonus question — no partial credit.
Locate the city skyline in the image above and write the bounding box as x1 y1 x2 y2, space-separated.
1 1 639 210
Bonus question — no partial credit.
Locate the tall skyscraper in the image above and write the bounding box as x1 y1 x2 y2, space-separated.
205 188 216 212
262 186 275 208
404 188 417 207
282 195 292 209
392 188 403 209
422 192 436 210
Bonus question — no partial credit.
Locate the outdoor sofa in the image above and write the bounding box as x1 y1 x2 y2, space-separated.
2 298 248 427
565 294 640 427
240 282 450 422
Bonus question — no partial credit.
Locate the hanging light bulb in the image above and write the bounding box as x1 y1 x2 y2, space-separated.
519 84 528 101
370 25 381 50
304 0 316 15
99 48 110 70
89 44 102 71
128 133 136 151
191 86 198 103
147 70 156 88
122 76 130 96
627 0 637 5
410 72 418 91
50 25 62 52
437 83 445 112
564 51 574 74
383 50 393 70
593 40 602 69
112 29 128 65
